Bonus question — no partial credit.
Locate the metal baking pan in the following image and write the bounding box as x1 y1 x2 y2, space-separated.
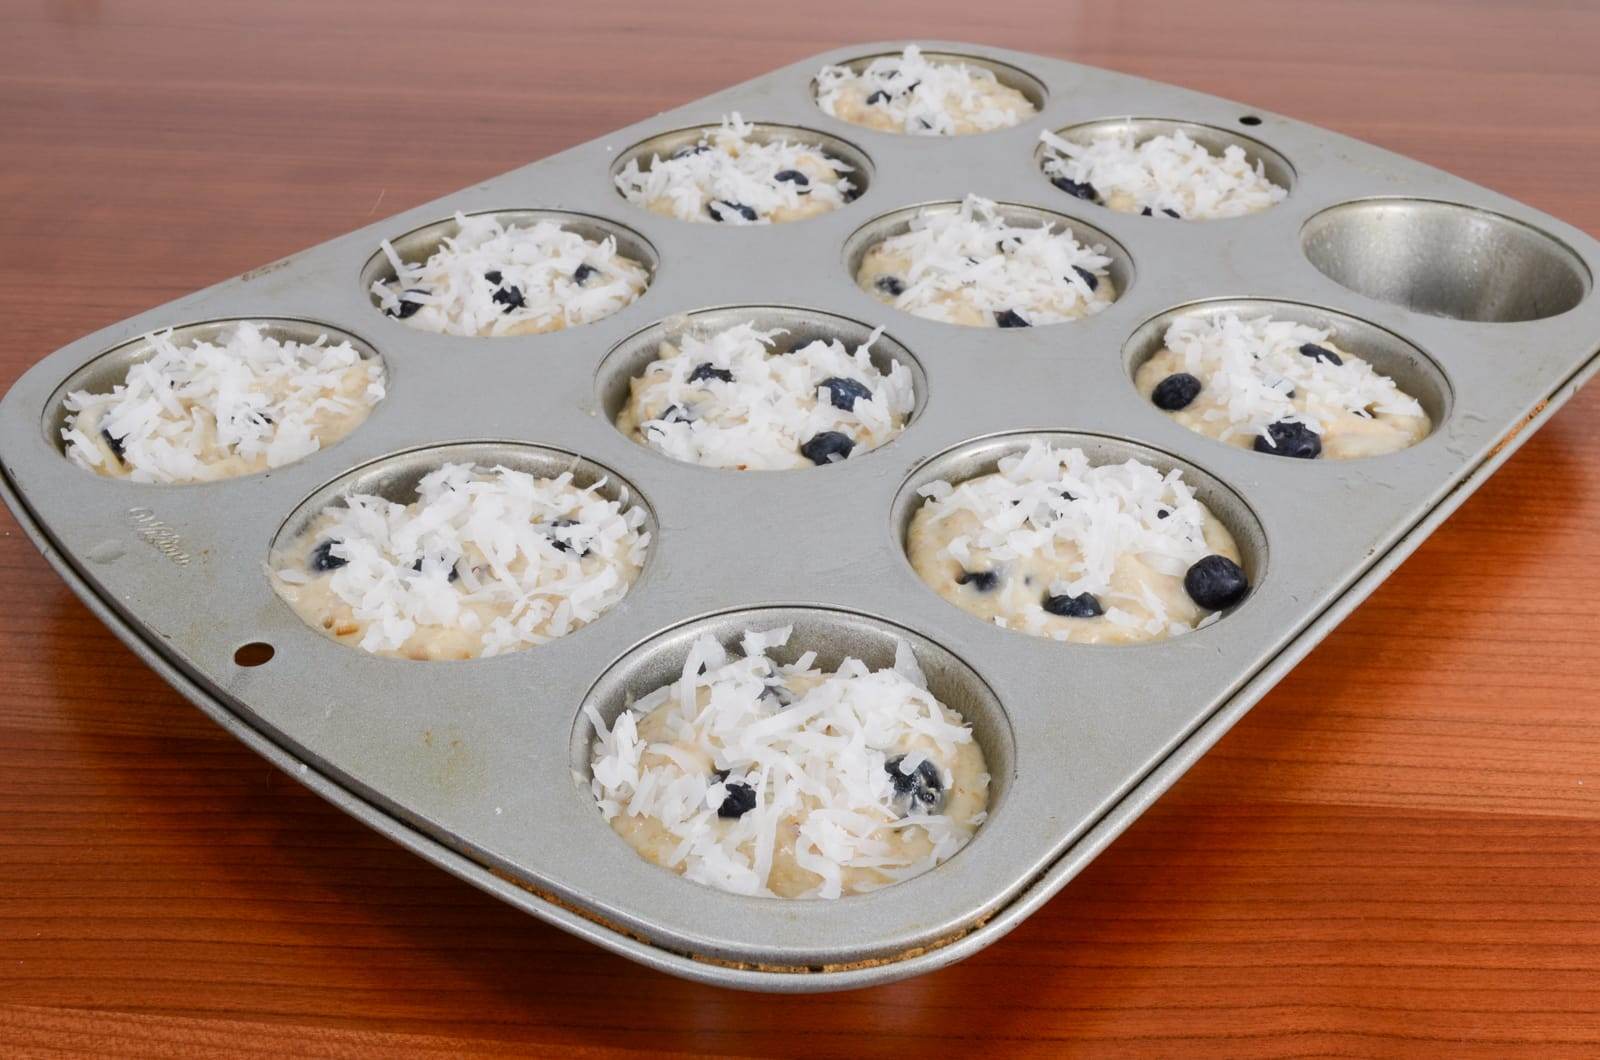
2 41 1596 992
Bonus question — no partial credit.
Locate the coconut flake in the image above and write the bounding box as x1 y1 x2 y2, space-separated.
1039 128 1287 220
590 629 984 899
61 323 384 484
373 212 650 337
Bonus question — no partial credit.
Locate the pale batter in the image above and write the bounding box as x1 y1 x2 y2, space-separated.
61 322 384 484
856 195 1115 327
1039 128 1288 220
815 44 1036 136
908 440 1249 644
373 212 650 337
615 321 915 470
588 627 988 899
614 113 855 225
272 463 650 660
1134 313 1431 459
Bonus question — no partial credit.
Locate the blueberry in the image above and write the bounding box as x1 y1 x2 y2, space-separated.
1162 207 1181 218
1254 420 1322 459
1151 372 1202 411
1299 342 1343 366
671 143 711 159
388 288 428 319
760 682 794 708
309 539 347 572
773 169 810 187
1042 592 1104 618
916 117 933 130
1072 265 1099 291
1183 554 1250 610
717 780 758 819
875 275 906 297
483 270 503 285
1156 507 1171 520
820 376 873 411
885 755 945 816
573 264 599 285
410 556 460 582
545 517 591 557
655 404 693 425
1051 175 1098 201
800 431 854 465
957 569 999 592
688 362 734 384
491 284 525 312
1141 207 1154 217
100 428 126 463
994 309 1030 328
866 89 891 105
707 200 758 222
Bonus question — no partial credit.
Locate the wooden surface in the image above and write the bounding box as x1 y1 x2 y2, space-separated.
3 1 1599 1055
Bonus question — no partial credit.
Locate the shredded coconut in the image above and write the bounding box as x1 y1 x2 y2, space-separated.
614 113 855 225
1039 128 1287 220
857 194 1114 327
272 463 650 659
61 323 384 484
618 321 915 470
372 212 650 337
588 626 987 899
914 440 1227 639
815 45 1036 136
1157 313 1426 446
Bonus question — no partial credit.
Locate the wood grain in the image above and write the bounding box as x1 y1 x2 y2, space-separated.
2 1 1598 1055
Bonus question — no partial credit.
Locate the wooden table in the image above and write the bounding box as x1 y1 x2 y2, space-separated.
4 1 1598 1054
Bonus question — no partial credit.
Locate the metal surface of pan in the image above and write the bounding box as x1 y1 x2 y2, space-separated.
3 41 1597 991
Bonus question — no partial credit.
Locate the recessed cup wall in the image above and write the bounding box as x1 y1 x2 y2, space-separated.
1301 199 1591 323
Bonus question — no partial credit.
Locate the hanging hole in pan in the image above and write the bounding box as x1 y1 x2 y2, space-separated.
1301 198 1592 323
1238 115 1263 126
234 642 275 667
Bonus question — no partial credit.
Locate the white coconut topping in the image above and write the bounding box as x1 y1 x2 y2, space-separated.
916 441 1218 636
815 45 1036 136
861 194 1114 326
1160 313 1426 446
587 626 985 899
1039 128 1287 220
61 323 385 484
621 321 915 470
274 463 650 657
373 212 650 337
613 113 856 225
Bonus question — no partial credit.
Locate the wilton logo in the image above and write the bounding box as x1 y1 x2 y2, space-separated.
126 507 191 566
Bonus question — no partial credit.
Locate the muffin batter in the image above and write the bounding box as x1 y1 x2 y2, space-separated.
1135 313 1431 459
815 44 1036 136
587 627 989 899
272 463 650 660
857 195 1116 327
614 113 855 225
1040 128 1287 220
61 322 384 484
615 321 915 470
372 212 650 337
908 440 1249 644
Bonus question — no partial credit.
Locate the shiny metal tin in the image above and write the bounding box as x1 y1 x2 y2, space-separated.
2 42 1597 991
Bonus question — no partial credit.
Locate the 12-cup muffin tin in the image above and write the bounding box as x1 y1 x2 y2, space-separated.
2 41 1597 992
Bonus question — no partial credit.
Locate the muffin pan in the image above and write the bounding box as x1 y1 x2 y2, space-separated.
2 41 1598 991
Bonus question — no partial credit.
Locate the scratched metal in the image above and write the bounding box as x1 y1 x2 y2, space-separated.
2 42 1597 992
